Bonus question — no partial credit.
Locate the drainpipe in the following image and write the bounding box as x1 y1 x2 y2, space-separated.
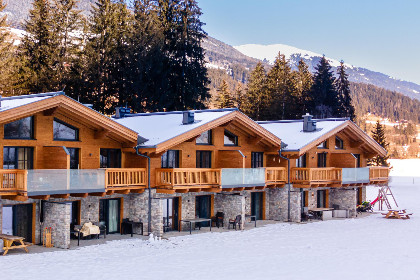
135 146 152 235
278 149 291 222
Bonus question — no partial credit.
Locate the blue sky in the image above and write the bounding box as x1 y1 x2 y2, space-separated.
198 0 420 84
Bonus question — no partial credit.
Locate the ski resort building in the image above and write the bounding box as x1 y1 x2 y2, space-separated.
0 93 389 249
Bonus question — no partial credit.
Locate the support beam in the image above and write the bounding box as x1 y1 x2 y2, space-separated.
94 129 110 139
1 195 28 201
43 107 58 116
106 190 114 196
156 189 176 194
29 195 50 200
233 187 245 191
90 192 106 197
70 193 88 198
115 189 130 195
130 189 145 194
51 194 70 199
245 187 255 191
207 188 222 193
175 189 188 193
222 188 234 192
189 188 202 193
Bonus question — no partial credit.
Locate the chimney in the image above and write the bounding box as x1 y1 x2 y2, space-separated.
182 111 195 125
302 113 316 132
115 107 131 119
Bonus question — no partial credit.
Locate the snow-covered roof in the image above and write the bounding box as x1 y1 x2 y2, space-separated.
114 109 237 147
0 92 63 113
258 119 348 151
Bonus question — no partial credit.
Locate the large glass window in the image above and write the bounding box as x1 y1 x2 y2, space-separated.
335 136 344 149
224 130 238 146
317 153 327 168
196 151 212 168
53 118 79 141
296 154 307 168
317 140 328 149
3 147 33 169
67 148 79 169
251 152 264 168
161 150 179 168
100 149 121 168
4 117 34 139
354 154 361 168
196 130 212 145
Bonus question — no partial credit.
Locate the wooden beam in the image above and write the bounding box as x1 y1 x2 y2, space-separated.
29 195 50 200
156 189 176 194
248 136 263 145
350 140 364 148
255 186 266 190
245 187 255 191
189 188 202 193
185 135 200 142
106 190 114 196
175 189 188 193
222 188 234 192
328 184 341 188
130 189 145 194
51 194 70 199
90 192 106 197
43 107 58 116
70 193 88 198
94 129 110 139
233 187 245 191
115 189 130 195
207 188 222 193
1 195 28 201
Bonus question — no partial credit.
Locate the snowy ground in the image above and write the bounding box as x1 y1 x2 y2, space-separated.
1 160 419 280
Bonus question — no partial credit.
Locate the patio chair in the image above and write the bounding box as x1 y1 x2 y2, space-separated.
228 215 242 230
211 212 224 228
92 222 106 239
301 207 316 221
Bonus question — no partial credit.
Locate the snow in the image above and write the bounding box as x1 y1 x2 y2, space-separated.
115 109 235 147
258 119 347 151
234 43 354 68
1 159 420 280
0 94 56 113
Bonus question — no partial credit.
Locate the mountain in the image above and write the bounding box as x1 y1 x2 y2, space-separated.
234 44 420 101
2 0 94 28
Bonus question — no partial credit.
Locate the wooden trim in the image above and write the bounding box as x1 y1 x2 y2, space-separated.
178 196 182 231
32 203 36 243
325 189 329 208
210 194 214 217
358 187 363 205
262 192 266 220
77 200 82 225
304 191 309 207
120 197 124 233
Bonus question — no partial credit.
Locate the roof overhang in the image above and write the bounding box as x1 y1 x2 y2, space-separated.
0 94 139 144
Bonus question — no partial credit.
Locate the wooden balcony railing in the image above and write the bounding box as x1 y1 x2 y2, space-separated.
0 170 27 193
156 168 221 189
369 167 389 182
105 168 147 189
291 168 342 186
265 167 287 184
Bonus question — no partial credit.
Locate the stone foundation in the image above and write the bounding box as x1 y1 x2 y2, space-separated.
214 193 245 229
267 187 288 221
43 202 71 249
329 188 357 217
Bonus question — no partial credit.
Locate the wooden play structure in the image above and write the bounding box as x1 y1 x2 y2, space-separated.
43 227 53 248
371 186 398 211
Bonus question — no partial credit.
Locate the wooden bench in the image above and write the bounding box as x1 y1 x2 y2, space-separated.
0 234 32 256
382 209 413 220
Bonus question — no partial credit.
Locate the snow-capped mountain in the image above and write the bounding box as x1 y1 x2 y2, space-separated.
234 44 420 101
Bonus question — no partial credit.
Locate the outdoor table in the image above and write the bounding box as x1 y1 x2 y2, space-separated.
308 208 334 220
121 221 143 237
179 218 212 234
382 209 412 219
245 214 257 227
0 234 31 256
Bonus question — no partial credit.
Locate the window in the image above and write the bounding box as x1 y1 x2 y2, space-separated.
224 130 238 146
353 154 361 168
296 154 307 168
196 130 212 145
3 147 33 169
4 117 34 139
317 190 326 208
53 118 79 141
67 148 79 169
335 136 344 149
100 149 121 168
161 150 179 168
317 140 328 149
317 153 327 168
196 151 212 168
251 152 264 168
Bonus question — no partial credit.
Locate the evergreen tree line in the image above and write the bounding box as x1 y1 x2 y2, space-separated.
0 0 209 114
216 54 355 121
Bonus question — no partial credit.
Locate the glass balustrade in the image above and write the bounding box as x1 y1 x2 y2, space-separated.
221 168 266 188
342 168 370 184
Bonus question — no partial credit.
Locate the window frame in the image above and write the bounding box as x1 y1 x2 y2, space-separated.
161 150 180 168
196 151 212 168
317 140 328 149
67 147 80 169
224 130 238 146
3 146 34 169
296 154 307 168
317 152 327 168
4 116 35 140
100 149 122 168
251 152 264 168
196 130 212 145
53 118 79 141
335 136 344 150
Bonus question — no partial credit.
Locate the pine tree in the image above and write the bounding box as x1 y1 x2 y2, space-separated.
216 80 233 108
294 59 313 114
368 120 390 166
335 61 355 120
19 0 58 93
234 84 245 110
157 0 209 110
266 52 304 119
242 62 269 121
309 56 340 118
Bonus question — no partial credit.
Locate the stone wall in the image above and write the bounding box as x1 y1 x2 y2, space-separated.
43 202 71 249
329 188 357 217
214 193 245 229
290 189 302 223
267 187 288 221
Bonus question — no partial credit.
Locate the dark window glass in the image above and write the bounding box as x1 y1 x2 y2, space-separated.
335 136 344 149
53 118 79 141
251 152 264 168
161 150 179 168
100 149 121 168
296 154 307 168
3 147 33 169
317 153 327 168
196 130 212 145
224 130 238 146
354 154 361 168
68 148 79 169
317 140 328 149
4 117 34 139
317 190 326 208
196 151 212 168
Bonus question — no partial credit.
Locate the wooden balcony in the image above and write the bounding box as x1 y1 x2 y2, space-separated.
156 168 221 193
369 167 389 183
265 167 287 186
0 170 27 195
291 168 342 188
105 168 147 192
